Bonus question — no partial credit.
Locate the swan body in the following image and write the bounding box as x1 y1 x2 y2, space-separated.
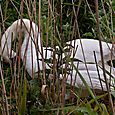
66 68 115 91
65 39 115 63
62 39 115 91
21 37 53 76
63 62 115 91
1 19 115 90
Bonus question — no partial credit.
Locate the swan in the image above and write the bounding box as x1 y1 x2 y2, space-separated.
1 19 115 90
62 61 115 91
64 39 115 63
1 19 53 77
61 39 115 91
1 19 40 61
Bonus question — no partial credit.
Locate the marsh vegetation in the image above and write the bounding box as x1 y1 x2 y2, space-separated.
0 0 115 114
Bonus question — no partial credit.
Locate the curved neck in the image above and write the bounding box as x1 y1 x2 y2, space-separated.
1 19 41 61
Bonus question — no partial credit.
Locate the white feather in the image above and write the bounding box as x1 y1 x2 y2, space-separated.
65 39 115 63
62 39 115 91
2 19 115 90
63 62 115 91
1 19 53 76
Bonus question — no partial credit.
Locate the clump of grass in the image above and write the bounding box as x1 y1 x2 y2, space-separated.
0 0 115 114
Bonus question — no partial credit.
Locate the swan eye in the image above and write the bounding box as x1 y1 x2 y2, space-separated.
107 60 115 68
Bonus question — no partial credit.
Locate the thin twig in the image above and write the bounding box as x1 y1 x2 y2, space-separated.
95 0 114 114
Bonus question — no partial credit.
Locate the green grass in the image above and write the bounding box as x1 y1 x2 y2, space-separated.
0 0 115 114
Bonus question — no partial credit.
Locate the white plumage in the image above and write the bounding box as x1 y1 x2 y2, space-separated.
64 62 115 91
1 19 115 91
62 39 115 91
1 19 40 61
65 39 115 63
21 37 53 76
1 19 52 76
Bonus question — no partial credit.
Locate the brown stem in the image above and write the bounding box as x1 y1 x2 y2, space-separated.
95 0 114 114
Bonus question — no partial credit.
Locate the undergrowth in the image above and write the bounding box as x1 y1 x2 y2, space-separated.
0 0 115 115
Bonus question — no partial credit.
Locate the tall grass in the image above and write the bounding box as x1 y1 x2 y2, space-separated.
0 0 115 114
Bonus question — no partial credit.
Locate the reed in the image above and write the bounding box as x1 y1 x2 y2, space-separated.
0 0 115 114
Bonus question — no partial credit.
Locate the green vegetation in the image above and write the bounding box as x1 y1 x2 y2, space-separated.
0 0 115 114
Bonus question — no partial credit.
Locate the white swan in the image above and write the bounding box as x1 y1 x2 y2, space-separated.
1 19 52 76
1 19 40 61
64 39 115 63
63 62 115 91
61 39 115 91
1 19 115 90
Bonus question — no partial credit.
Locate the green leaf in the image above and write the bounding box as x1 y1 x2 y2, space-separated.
111 91 115 98
77 107 98 115
19 79 27 115
100 103 109 115
83 32 93 37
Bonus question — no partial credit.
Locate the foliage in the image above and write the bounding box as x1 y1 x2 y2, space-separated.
0 0 115 114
